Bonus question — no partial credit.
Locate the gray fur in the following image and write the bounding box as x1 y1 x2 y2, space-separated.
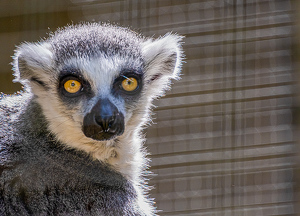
50 23 144 61
0 93 138 215
0 23 183 215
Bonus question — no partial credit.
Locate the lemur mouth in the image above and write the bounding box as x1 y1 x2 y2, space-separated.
83 122 124 141
82 98 125 141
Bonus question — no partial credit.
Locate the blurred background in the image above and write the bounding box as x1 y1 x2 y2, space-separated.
0 0 297 215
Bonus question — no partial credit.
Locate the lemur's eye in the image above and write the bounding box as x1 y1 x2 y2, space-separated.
121 77 138 92
112 72 142 97
64 80 82 94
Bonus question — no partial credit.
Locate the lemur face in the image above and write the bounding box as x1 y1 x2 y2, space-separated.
57 57 144 141
13 23 183 152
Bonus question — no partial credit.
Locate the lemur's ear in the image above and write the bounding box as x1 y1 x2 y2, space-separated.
141 33 184 98
13 42 54 86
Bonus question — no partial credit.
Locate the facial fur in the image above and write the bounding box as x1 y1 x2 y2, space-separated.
13 23 184 182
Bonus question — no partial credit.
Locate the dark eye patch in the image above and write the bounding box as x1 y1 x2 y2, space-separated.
59 75 85 97
112 70 143 98
58 67 93 101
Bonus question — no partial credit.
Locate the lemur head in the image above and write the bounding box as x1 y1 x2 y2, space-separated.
13 23 183 165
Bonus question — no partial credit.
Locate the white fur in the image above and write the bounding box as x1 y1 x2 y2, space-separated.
141 33 184 98
14 42 55 84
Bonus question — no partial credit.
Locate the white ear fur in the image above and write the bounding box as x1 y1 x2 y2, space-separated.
13 42 54 85
141 33 184 98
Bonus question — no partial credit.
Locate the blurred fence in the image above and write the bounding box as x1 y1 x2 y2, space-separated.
0 0 297 215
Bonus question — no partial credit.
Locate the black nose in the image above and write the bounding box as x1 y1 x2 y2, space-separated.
95 115 115 133
83 98 124 141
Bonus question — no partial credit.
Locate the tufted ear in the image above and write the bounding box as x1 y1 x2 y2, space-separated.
141 33 184 98
13 42 54 87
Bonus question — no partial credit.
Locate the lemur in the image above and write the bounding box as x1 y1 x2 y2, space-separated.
0 23 183 215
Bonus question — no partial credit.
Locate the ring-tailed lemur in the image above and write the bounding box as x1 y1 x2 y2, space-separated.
0 23 183 215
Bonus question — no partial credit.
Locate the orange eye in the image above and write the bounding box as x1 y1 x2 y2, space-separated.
121 77 138 92
64 80 82 94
